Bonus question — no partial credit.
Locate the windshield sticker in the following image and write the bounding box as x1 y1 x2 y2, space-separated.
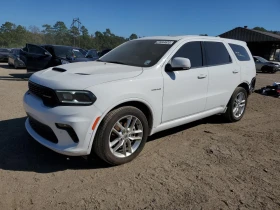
144 60 151 65
73 49 79 51
155 41 174 45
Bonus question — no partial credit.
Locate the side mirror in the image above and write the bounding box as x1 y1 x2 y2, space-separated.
44 51 51 56
165 57 191 72
86 54 93 58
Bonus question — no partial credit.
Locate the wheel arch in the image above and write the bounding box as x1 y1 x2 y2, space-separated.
238 82 250 96
110 100 154 134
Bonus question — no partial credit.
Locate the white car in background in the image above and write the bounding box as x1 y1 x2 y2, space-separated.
23 36 256 165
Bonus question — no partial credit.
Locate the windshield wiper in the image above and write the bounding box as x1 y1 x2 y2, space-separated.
104 61 125 65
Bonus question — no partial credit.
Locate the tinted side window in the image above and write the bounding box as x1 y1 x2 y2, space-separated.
173 41 203 68
28 45 46 55
229 44 250 61
204 42 232 66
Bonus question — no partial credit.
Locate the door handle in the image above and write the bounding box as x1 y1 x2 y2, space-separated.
232 70 239 74
197 74 207 79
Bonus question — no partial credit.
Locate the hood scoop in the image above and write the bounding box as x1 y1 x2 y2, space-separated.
52 67 67 72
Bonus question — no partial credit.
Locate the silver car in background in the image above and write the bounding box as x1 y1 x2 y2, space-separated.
253 56 280 73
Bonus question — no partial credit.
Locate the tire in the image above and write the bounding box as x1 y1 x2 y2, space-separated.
8 61 12 66
92 106 149 165
261 66 267 73
223 87 248 122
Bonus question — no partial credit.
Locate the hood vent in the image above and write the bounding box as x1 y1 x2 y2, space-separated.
52 67 66 72
75 73 90 75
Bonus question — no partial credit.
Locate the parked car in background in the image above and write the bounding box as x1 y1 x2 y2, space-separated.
85 49 99 60
8 48 26 69
78 48 88 56
98 49 112 57
0 48 10 62
21 44 93 72
24 36 256 166
253 56 280 73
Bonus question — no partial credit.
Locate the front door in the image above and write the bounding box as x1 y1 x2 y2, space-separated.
162 41 208 122
25 44 52 71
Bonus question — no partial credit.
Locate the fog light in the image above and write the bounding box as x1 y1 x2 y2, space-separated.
55 123 79 143
63 93 74 100
56 123 71 128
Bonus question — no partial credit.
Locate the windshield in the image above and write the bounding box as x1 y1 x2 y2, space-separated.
99 40 176 67
0 49 9 52
255 56 268 63
71 49 85 58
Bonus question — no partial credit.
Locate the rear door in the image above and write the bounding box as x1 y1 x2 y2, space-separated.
25 44 52 71
204 41 241 111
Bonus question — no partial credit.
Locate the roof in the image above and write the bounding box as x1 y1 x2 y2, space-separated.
138 35 246 44
219 27 280 42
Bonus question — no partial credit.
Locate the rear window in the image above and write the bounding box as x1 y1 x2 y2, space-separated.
204 42 232 66
229 44 251 61
28 45 46 55
53 46 73 58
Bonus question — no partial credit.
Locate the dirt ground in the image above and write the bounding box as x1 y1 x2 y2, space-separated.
0 63 280 210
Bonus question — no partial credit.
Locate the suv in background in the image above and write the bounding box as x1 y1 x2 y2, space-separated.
21 44 92 72
24 36 256 166
0 48 10 62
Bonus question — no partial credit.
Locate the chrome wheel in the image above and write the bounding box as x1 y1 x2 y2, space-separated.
233 92 246 118
109 115 143 158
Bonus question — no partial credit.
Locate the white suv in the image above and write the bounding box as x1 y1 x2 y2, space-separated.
23 36 256 165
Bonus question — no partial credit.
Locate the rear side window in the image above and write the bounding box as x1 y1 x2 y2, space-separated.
229 44 251 61
204 42 232 66
173 41 203 68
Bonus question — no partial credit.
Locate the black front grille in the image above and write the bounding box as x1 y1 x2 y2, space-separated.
28 81 58 107
28 116 58 144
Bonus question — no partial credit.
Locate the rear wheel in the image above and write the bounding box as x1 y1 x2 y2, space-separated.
92 106 149 165
223 87 247 122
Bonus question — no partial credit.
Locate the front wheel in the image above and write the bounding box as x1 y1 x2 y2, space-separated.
223 87 248 122
92 106 149 165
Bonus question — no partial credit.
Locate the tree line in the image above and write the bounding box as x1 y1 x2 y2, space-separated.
0 21 139 50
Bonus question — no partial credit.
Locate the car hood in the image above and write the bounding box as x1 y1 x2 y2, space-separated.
265 62 280 66
29 61 143 90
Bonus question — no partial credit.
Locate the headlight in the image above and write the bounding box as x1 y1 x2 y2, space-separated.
55 90 96 105
61 59 70 64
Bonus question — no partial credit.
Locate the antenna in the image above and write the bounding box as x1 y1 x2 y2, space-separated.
71 18 82 47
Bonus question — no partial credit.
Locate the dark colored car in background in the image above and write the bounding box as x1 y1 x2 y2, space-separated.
20 44 93 72
253 56 280 73
85 49 99 60
8 48 26 68
98 49 112 57
0 48 10 62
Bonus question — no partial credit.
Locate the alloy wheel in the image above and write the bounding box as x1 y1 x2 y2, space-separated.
109 115 143 158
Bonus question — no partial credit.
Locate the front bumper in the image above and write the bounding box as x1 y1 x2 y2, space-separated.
23 92 102 156
15 59 26 67
0 56 8 61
